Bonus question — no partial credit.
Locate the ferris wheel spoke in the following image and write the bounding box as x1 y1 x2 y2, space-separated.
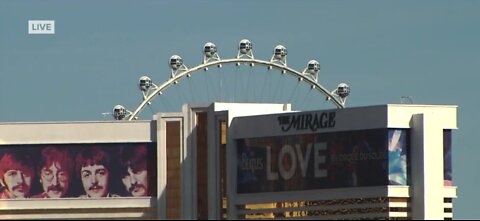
275 73 286 103
288 81 301 104
187 78 196 104
300 88 313 110
260 69 270 103
218 68 224 102
233 66 239 102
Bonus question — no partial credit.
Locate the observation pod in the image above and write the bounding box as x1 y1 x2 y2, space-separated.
203 42 217 58
113 105 127 120
169 55 183 70
238 39 252 54
337 83 350 98
306 60 320 74
139 76 153 92
273 45 287 59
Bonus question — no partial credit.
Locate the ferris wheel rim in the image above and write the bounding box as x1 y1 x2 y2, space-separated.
127 58 345 121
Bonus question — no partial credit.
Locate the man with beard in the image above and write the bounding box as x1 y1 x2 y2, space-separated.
119 145 152 197
75 146 118 198
0 149 35 199
32 147 73 198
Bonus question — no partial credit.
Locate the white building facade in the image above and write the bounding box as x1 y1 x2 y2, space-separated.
0 103 457 220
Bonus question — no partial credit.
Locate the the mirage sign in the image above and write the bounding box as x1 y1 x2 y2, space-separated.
277 112 336 132
236 129 409 194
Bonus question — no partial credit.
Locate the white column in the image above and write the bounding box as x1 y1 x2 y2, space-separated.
410 113 445 220
156 116 167 220
226 118 238 220
207 106 221 219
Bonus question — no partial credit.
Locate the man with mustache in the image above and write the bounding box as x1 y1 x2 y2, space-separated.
75 146 118 198
119 145 152 197
0 149 35 199
32 147 73 198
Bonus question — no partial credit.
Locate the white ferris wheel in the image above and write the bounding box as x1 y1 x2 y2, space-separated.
112 39 350 121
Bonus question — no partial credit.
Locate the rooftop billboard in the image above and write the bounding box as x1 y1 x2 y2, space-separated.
237 129 409 194
0 143 157 200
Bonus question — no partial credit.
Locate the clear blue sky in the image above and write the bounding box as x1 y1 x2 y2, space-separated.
0 0 478 218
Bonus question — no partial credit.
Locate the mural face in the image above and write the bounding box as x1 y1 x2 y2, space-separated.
39 162 70 198
2 169 33 198
237 129 410 194
0 143 157 200
80 164 110 198
121 167 148 197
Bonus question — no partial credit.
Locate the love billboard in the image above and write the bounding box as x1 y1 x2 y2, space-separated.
237 129 409 194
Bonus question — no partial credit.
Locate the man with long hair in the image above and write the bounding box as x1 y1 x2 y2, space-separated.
32 146 73 198
119 145 152 197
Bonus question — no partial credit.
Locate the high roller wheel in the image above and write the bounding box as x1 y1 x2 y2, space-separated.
112 39 350 121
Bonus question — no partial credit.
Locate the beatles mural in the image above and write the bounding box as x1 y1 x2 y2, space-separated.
0 143 156 199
